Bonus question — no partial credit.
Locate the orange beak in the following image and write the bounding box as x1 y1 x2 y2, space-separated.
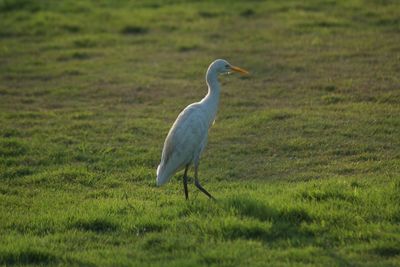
230 65 249 75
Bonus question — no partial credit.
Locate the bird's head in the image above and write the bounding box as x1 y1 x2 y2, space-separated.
209 59 249 75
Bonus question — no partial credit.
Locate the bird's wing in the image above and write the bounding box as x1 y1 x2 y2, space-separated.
158 104 208 179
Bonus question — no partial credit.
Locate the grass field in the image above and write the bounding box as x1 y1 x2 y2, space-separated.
1 0 400 266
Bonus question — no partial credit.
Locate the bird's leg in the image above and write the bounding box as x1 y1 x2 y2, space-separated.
194 164 216 200
183 165 189 200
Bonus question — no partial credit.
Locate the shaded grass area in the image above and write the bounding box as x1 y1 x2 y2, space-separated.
1 0 400 266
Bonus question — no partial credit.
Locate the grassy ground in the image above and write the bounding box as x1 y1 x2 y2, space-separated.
1 0 400 266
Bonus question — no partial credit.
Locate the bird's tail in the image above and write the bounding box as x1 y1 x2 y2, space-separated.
156 164 170 186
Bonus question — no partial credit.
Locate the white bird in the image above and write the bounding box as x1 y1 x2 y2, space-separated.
156 59 248 200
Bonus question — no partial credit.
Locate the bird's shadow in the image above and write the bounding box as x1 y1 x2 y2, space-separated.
220 195 315 245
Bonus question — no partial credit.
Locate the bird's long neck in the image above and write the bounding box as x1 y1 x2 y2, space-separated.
201 69 220 124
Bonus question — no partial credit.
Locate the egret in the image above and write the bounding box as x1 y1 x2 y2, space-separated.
156 59 248 200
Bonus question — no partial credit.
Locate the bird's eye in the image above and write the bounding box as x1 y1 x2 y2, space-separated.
225 64 230 68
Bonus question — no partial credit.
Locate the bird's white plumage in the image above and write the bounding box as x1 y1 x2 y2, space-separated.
156 59 247 189
157 103 210 185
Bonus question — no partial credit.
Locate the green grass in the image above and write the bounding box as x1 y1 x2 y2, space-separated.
1 0 400 266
